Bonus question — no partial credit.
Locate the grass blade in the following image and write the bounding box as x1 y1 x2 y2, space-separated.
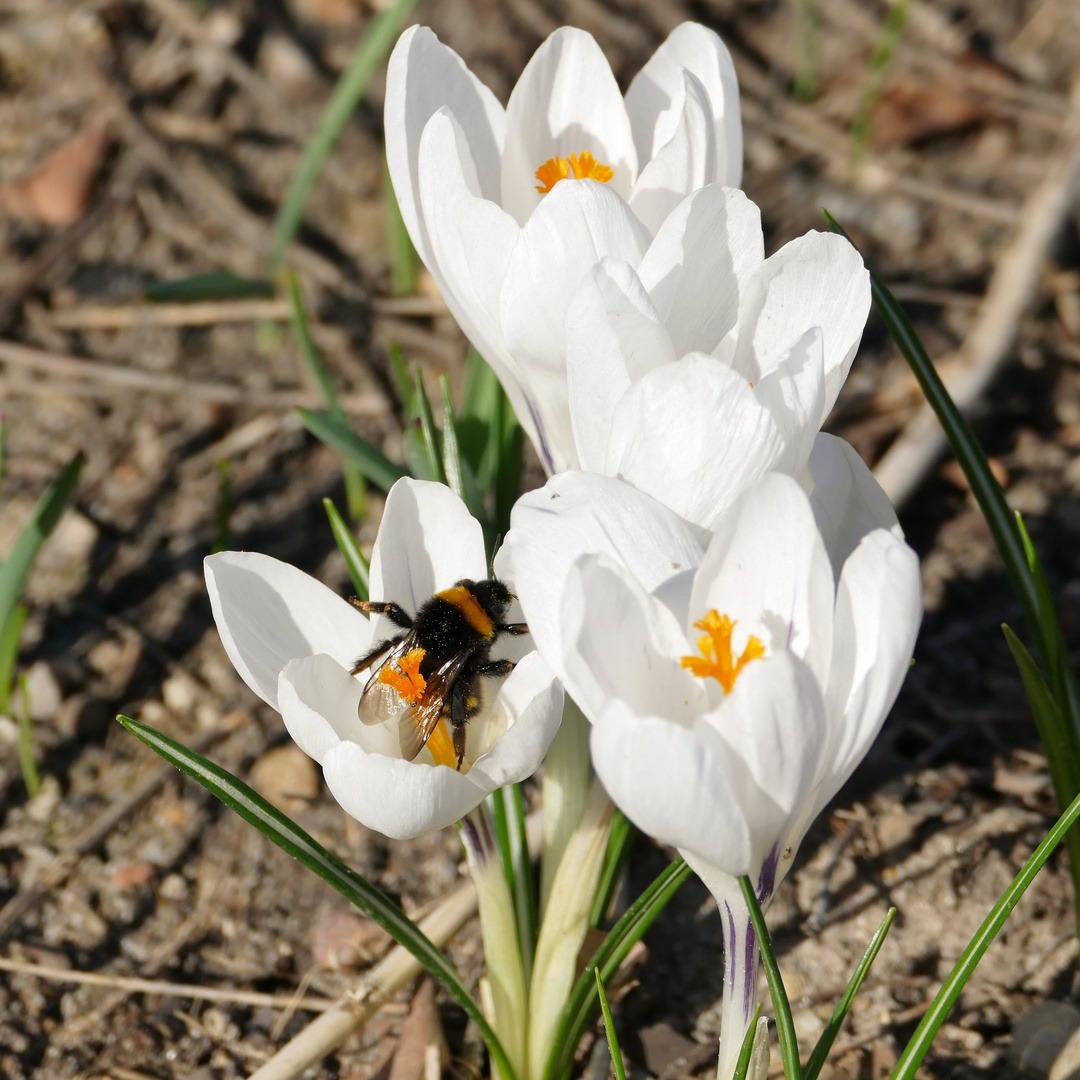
388 341 416 417
268 0 419 275
297 409 406 493
505 783 537 982
850 0 910 160
384 155 418 296
212 460 232 555
412 367 445 484
117 714 517 1080
323 498 370 601
144 271 274 303
891 784 1080 1080
590 810 634 928
0 453 83 643
595 968 627 1080
739 876 801 1080
17 672 39 798
543 857 692 1080
0 602 27 717
733 1005 763 1080
803 908 896 1080
288 273 367 520
439 374 465 500
793 0 818 102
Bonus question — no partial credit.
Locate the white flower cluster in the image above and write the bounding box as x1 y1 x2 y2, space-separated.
206 22 921 1078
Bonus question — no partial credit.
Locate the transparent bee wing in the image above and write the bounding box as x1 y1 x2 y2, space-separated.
397 650 475 761
357 634 417 726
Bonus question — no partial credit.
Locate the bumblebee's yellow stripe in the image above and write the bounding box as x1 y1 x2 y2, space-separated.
438 585 495 638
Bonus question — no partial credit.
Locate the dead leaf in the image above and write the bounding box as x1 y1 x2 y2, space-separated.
388 979 449 1080
1 119 112 225
871 70 991 149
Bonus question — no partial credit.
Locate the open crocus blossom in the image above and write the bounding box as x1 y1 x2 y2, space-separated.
385 21 742 473
205 479 563 839
500 436 920 1077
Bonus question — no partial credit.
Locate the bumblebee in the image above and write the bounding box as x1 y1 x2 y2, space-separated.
349 579 528 771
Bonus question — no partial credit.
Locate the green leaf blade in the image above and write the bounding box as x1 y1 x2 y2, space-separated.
323 498 370 601
297 409 406 493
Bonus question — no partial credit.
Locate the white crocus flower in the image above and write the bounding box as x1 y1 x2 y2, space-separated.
500 436 921 1078
205 479 563 839
386 21 742 473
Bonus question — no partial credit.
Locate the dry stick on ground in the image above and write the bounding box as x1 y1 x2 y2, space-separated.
873 90 1080 508
0 956 337 1013
0 340 385 415
0 716 242 943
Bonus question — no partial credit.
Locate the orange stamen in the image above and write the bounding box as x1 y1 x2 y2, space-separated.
681 611 765 694
425 719 458 770
535 151 614 194
378 647 427 704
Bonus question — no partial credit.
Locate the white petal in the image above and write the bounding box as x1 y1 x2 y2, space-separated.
323 738 492 839
752 326 826 476
822 529 920 811
807 434 903 575
637 185 763 357
278 653 399 764
368 479 488 634
605 353 785 533
385 26 505 268
501 27 637 225
628 71 716 235
205 551 371 710
624 22 742 186
690 474 835 686
730 232 870 420
590 701 753 872
564 258 676 472
498 472 703 679
466 652 564 789
561 554 704 725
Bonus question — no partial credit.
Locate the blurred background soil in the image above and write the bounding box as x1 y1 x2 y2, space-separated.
2 0 1080 1077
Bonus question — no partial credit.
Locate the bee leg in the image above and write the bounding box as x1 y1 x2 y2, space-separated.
476 659 515 679
349 599 414 630
499 622 530 636
450 681 468 772
349 634 401 677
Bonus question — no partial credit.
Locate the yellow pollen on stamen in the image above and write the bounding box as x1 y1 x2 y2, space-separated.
378 647 427 704
680 611 765 694
535 151 614 194
425 719 458 770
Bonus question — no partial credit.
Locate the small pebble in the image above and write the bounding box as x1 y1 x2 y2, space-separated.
248 744 320 814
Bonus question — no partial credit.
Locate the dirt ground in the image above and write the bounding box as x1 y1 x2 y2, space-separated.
2 0 1080 1077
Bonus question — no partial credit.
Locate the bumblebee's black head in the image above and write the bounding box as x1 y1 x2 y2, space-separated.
465 578 516 619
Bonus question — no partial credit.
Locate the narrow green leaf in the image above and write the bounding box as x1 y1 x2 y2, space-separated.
17 672 39 798
384 155 418 296
1015 512 1069 702
268 0 420 275
543 857 692 1080
733 1005 763 1080
494 399 524 540
590 810 634 928
458 348 502 489
412 367 445 484
0 603 28 717
739 876 801 1080
323 498 370 601
891 784 1080 1080
439 375 465 500
505 783 537 983
388 341 416 417
0 454 83 643
117 714 517 1080
793 0 818 102
211 460 232 555
595 968 627 1080
849 0 909 159
297 409 406 493
803 908 896 1080
486 788 516 910
144 271 274 304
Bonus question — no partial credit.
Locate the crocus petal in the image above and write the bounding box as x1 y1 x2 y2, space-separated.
498 471 703 678
637 185 763 357
807 433 903 574
205 551 371 710
561 554 705 726
465 652 564 789
590 700 753 871
690 474 835 686
729 232 870 419
564 258 676 472
500 27 637 225
624 22 742 186
823 529 921 807
752 326 826 476
278 653 399 764
367 479 488 633
605 353 785 533
385 26 505 269
628 71 716 235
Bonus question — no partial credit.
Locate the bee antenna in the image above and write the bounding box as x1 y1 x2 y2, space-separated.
488 534 504 578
